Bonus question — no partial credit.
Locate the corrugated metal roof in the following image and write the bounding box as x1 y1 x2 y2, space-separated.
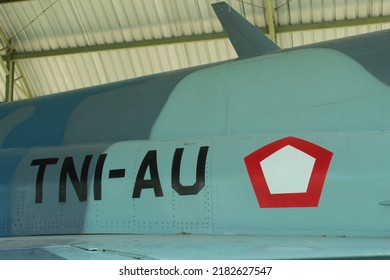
0 0 390 101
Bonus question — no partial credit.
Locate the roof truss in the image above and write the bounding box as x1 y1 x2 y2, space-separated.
3 14 390 62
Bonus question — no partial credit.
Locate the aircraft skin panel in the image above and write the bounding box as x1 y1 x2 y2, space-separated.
61 69 195 145
2 131 390 238
1 1 390 259
0 67 199 148
0 48 388 148
0 234 390 260
151 48 390 139
227 49 390 134
304 29 390 86
150 64 229 139
0 46 389 149
1 48 390 240
213 132 390 236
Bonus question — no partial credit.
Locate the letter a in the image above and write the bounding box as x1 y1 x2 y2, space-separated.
132 150 163 198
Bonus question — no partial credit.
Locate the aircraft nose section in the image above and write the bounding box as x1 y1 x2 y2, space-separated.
244 137 333 208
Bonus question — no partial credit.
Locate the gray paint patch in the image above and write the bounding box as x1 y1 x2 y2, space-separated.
0 105 36 147
62 70 194 144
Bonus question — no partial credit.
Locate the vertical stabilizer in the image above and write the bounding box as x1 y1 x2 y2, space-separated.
212 2 280 57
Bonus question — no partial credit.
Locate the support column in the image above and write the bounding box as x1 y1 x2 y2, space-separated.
5 47 15 102
1 25 33 100
264 0 277 43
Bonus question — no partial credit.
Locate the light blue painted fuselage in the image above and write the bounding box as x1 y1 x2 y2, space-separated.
1 2 390 259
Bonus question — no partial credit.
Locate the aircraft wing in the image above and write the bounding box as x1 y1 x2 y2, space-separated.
1 234 390 260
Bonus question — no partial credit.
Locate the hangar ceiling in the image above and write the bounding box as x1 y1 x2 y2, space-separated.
0 0 390 101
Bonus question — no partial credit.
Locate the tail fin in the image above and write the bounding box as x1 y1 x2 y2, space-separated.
212 2 279 57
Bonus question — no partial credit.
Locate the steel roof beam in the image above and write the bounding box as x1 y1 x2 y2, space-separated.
3 15 390 62
277 16 390 33
5 32 228 61
264 0 277 43
0 0 31 3
0 25 33 100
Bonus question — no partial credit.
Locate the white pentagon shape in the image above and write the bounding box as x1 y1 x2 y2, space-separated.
260 145 316 194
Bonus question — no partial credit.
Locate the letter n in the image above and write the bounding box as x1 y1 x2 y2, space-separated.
59 155 93 202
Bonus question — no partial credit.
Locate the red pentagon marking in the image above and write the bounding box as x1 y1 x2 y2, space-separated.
244 136 333 208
